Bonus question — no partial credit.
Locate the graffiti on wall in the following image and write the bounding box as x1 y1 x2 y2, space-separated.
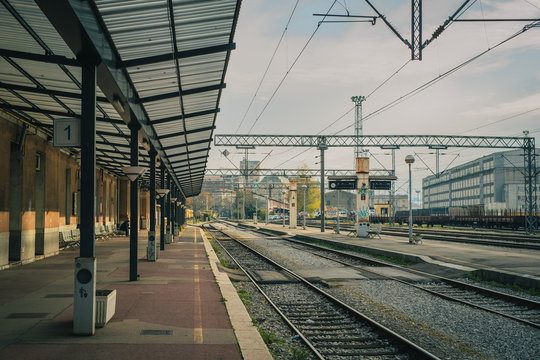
357 206 369 221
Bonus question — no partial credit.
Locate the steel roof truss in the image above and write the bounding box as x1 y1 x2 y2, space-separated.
119 43 235 68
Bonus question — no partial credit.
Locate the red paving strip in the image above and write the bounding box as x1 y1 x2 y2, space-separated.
0 227 242 360
0 344 242 360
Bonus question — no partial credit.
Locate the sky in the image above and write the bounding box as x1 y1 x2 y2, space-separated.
208 0 540 196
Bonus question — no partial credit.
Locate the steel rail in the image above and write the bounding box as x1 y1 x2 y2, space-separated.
382 227 540 242
298 220 540 250
203 224 325 360
379 228 540 250
206 222 441 359
248 230 540 330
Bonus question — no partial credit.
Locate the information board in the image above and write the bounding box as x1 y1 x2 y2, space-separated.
329 179 356 190
369 180 391 190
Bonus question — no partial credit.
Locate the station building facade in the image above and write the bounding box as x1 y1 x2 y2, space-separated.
422 149 540 214
0 113 153 269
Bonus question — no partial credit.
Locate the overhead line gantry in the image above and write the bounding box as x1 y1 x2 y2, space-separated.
214 134 537 234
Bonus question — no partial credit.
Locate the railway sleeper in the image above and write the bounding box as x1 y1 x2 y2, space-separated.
297 320 354 326
318 346 400 357
292 317 348 323
314 340 392 350
301 328 375 336
308 335 383 342
299 324 360 331
287 314 348 321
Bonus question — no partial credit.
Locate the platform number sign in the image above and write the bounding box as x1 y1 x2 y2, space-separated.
53 118 81 147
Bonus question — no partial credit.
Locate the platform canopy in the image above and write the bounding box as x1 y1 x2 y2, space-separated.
0 0 241 198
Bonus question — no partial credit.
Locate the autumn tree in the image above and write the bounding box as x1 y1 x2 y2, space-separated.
296 164 320 216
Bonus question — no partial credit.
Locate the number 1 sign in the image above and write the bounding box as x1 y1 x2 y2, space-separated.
53 118 81 147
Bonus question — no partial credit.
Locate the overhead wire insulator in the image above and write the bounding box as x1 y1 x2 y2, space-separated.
432 25 444 39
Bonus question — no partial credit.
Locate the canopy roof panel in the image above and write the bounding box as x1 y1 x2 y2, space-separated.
0 0 241 197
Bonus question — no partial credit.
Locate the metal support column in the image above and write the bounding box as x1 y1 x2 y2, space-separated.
244 148 248 220
166 175 171 243
336 190 340 234
411 0 422 60
181 198 186 226
171 187 175 240
435 149 440 178
351 96 366 160
74 62 97 335
318 141 328 232
389 149 396 226
148 149 157 261
524 137 538 234
79 67 96 262
160 165 165 251
265 195 269 225
408 162 414 243
129 123 140 281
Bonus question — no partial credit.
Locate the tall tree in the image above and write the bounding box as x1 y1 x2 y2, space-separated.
296 165 320 216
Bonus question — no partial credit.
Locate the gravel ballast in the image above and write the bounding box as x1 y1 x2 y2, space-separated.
211 224 540 359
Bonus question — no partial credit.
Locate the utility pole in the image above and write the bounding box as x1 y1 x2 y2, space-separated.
352 96 370 237
318 142 328 232
336 190 340 234
390 148 396 225
266 184 273 225
265 195 269 224
436 148 440 178
351 96 367 160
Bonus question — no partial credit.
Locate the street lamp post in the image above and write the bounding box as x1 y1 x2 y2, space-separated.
405 155 415 244
302 184 307 230
336 190 340 234
282 190 286 227
265 195 269 225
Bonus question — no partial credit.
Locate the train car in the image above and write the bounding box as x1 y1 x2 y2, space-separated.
370 213 534 231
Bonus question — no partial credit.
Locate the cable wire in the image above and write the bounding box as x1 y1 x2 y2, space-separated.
247 0 338 134
234 0 300 134
334 19 540 135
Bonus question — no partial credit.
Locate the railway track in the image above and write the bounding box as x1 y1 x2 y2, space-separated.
249 228 540 330
291 219 540 250
204 223 439 360
379 227 540 250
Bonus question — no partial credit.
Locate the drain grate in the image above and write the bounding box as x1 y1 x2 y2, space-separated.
140 329 173 335
45 294 73 298
6 313 49 319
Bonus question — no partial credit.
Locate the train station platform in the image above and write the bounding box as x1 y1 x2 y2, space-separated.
250 222 540 290
0 227 271 360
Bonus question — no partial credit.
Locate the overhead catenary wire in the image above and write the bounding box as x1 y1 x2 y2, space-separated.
234 0 300 134
246 1 481 169
273 58 412 168
334 19 540 135
246 0 339 134
456 106 540 135
225 6 540 176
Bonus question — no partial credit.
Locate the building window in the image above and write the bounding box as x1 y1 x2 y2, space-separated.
36 153 41 171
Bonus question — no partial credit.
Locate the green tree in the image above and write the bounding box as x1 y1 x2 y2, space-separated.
190 191 215 219
296 165 320 216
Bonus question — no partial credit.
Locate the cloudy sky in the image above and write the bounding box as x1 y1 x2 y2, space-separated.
208 0 540 196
